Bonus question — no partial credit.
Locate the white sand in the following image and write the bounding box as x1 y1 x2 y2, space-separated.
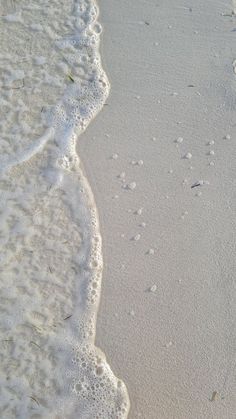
78 0 236 417
1 0 236 417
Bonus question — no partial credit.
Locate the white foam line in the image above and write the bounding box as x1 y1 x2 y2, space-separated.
0 127 54 174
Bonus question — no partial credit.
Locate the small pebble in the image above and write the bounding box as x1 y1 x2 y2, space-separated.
176 137 184 144
137 160 144 166
111 153 118 160
147 248 155 255
209 161 215 166
140 222 146 228
118 172 126 179
165 341 173 348
184 152 192 160
152 137 157 142
224 134 231 140
135 208 143 215
150 284 157 293
127 182 136 190
209 150 215 156
129 310 135 317
168 169 173 174
181 211 188 220
133 234 141 241
208 140 215 145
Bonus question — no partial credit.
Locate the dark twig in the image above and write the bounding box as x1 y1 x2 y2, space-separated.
191 183 201 189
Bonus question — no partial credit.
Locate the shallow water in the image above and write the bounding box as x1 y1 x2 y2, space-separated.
0 1 129 417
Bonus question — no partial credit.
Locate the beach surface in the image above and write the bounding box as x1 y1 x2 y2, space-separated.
1 0 236 418
79 0 236 418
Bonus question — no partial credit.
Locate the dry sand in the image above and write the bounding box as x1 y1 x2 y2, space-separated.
79 0 236 417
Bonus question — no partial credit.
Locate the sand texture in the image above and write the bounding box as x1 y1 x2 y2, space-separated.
78 0 236 418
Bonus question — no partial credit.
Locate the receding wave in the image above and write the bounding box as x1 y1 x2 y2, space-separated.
0 0 130 417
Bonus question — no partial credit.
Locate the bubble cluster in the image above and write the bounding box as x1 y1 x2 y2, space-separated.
54 344 130 418
0 0 129 417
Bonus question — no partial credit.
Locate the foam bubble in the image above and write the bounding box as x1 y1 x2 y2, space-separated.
4 12 23 23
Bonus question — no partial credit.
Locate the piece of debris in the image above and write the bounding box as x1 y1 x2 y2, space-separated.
67 74 74 83
64 315 72 320
29 396 40 406
210 391 218 402
191 182 201 189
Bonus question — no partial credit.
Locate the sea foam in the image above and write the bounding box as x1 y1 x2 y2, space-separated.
0 0 130 417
